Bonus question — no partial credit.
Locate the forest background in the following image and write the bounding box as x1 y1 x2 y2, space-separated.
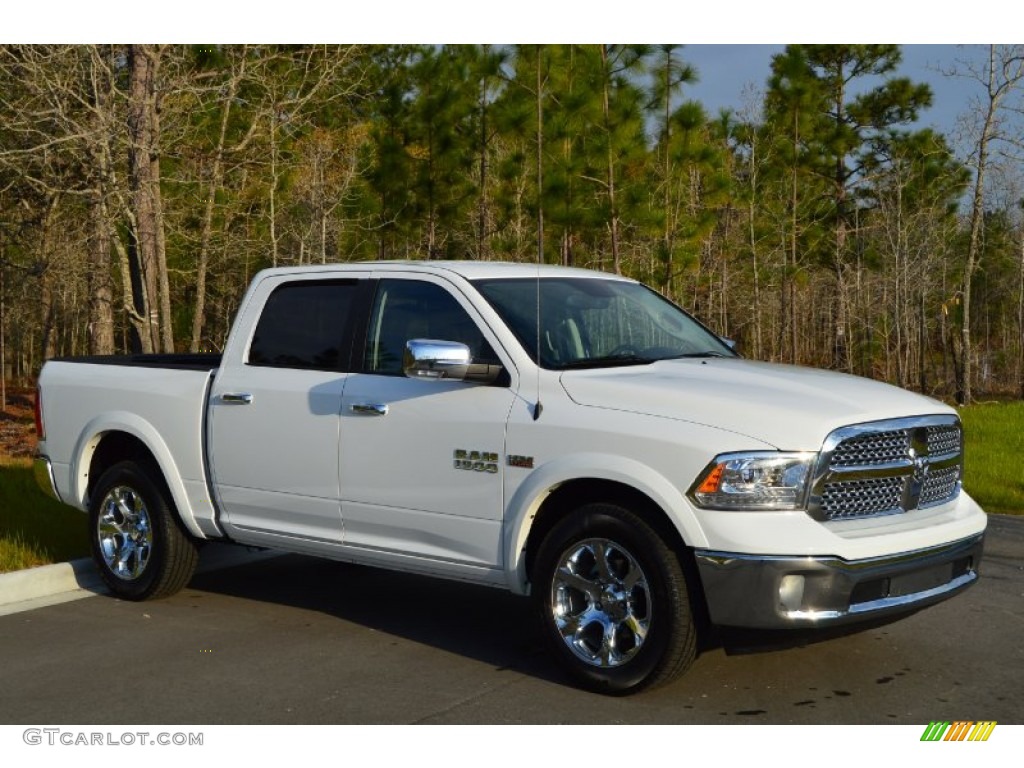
2 43 1023 408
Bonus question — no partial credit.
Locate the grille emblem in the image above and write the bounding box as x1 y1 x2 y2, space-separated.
912 453 930 484
904 446 930 511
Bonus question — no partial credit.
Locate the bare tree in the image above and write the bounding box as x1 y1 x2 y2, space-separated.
948 44 1024 403
126 45 174 353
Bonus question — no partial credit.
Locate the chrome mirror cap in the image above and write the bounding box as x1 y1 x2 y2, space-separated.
403 339 471 381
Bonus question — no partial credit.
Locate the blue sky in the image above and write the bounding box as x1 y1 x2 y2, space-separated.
681 44 986 142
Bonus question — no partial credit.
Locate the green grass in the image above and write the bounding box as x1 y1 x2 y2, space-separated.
0 461 89 573
960 401 1024 516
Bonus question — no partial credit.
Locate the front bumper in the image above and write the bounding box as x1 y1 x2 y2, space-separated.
695 533 984 629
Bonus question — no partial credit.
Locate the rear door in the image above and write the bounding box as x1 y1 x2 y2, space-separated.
209 273 367 545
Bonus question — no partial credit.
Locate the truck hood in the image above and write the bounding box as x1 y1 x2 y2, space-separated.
559 358 954 450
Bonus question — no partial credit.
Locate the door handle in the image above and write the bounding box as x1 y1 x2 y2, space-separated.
221 392 254 405
351 403 389 416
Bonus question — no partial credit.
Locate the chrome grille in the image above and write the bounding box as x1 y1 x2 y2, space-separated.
920 465 962 507
821 477 903 519
829 430 910 467
926 425 962 457
810 416 963 522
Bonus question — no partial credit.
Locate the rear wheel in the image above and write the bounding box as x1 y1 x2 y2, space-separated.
89 460 199 601
533 502 696 694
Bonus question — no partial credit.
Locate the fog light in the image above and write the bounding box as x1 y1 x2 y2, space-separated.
779 575 805 612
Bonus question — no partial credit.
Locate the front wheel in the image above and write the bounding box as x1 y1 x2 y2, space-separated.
533 503 696 694
89 460 199 601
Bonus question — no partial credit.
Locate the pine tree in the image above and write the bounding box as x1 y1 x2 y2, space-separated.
645 45 697 287
407 46 477 260
764 45 933 370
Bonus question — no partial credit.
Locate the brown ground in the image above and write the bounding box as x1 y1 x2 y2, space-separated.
0 389 38 460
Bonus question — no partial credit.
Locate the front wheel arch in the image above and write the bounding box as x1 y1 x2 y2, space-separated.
524 480 709 630
524 479 687 577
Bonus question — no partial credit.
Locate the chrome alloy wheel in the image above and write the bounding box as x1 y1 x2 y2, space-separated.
96 485 154 581
550 538 652 667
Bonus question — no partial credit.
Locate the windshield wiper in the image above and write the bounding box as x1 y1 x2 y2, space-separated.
665 351 732 360
559 354 656 370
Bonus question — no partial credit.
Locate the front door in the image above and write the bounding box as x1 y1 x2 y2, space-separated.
339 275 517 568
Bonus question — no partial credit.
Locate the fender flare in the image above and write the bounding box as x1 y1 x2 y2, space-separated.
502 452 709 594
70 412 207 539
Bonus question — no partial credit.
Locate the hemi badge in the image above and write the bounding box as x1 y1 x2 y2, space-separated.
507 454 535 469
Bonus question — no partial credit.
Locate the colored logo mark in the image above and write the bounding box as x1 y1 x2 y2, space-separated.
920 721 997 742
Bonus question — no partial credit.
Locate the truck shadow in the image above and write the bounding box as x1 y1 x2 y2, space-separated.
185 551 564 684
184 548 914 690
708 613 921 657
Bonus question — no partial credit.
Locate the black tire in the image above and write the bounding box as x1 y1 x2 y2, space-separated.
533 502 696 694
89 460 199 601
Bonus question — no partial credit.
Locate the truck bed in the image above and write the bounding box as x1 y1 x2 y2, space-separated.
37 358 219 537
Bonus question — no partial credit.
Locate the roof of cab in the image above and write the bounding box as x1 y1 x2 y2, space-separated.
253 260 636 283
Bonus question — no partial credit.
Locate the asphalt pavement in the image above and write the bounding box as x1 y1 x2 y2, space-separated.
0 516 1021 724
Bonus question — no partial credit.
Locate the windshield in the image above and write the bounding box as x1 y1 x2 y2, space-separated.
473 277 735 370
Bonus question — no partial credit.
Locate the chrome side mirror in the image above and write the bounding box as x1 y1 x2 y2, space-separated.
403 339 471 381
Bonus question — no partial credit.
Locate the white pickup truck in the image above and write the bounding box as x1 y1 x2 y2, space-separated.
34 261 986 693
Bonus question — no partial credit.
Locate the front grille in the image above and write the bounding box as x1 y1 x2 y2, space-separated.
811 416 963 522
926 425 962 457
821 477 904 519
829 430 910 467
920 465 962 507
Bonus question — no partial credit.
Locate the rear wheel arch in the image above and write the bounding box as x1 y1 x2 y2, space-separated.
87 431 163 502
78 427 205 539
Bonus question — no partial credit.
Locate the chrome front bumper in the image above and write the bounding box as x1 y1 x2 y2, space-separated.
695 533 984 629
33 455 63 504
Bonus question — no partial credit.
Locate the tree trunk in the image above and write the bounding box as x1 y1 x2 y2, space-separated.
82 47 117 355
1018 224 1024 399
152 74 174 354
190 64 240 353
536 49 545 266
87 188 116 354
269 113 280 267
0 254 6 410
600 46 621 275
958 45 1014 405
127 44 163 354
477 72 489 261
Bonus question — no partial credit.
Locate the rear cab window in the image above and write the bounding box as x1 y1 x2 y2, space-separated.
248 280 359 371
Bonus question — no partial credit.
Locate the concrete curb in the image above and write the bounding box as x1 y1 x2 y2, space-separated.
0 557 104 616
0 544 280 617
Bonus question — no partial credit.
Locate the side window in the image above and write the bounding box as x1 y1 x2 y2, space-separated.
365 279 497 375
248 281 357 370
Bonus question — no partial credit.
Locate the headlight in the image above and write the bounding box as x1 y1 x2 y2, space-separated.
690 452 816 511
